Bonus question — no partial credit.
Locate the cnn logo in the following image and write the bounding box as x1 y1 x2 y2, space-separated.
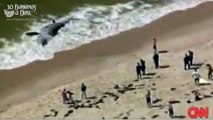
188 107 209 119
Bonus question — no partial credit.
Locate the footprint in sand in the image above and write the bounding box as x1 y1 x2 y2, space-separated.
91 98 104 105
95 105 101 109
152 98 162 104
184 93 190 96
114 84 120 89
169 100 181 104
43 114 52 118
64 109 74 117
122 116 128 119
152 83 156 86
203 94 212 98
43 109 58 118
170 88 176 91
151 115 159 119
136 84 145 87
103 92 119 101
101 95 108 99
141 117 146 119
151 88 156 91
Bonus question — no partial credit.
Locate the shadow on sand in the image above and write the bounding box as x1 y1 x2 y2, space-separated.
159 65 170 69
146 72 156 76
158 50 169 54
173 115 186 119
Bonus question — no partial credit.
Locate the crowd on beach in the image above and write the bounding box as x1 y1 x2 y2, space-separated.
59 38 213 119
135 38 213 118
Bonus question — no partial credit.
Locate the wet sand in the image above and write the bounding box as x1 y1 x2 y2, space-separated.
1 1 213 119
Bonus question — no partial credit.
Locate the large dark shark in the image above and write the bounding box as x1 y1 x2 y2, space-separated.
26 19 71 46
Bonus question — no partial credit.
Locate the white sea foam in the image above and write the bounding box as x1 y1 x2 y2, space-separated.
0 0 212 70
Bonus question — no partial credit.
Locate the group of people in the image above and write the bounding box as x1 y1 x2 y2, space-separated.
136 38 160 80
61 89 74 104
61 83 88 104
142 38 213 118
136 59 146 80
184 50 213 85
140 38 174 118
191 64 213 86
183 50 194 70
145 90 174 118
59 37 213 119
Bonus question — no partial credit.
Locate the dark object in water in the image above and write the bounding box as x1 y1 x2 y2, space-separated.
25 19 71 46
25 31 40 36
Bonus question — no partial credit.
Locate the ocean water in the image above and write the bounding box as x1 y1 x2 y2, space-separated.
0 0 212 70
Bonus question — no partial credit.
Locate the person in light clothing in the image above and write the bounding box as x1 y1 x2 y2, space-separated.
192 69 201 86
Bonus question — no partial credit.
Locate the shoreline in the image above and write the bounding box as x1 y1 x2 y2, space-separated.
1 1 213 114
0 0 208 71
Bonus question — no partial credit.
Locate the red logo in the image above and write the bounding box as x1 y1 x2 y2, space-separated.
188 107 209 119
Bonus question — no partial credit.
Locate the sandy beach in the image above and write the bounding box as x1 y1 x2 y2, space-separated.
1 1 213 119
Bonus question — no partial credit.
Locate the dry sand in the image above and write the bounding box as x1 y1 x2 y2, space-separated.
1 1 213 119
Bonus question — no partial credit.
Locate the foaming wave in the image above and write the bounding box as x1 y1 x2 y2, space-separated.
0 0 212 70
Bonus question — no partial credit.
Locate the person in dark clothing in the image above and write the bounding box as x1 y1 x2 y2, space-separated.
81 83 87 99
136 63 142 80
194 91 202 101
66 90 75 104
146 90 151 108
188 50 194 65
206 64 213 80
140 59 146 75
184 54 190 70
153 38 157 53
62 89 69 104
153 52 159 69
168 103 174 118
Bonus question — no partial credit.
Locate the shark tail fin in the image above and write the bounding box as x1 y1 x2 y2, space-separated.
25 32 40 36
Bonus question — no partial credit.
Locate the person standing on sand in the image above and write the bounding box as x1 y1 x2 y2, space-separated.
136 63 142 80
188 50 194 65
62 89 69 104
66 90 75 104
184 54 190 70
153 52 159 69
206 64 213 80
153 38 157 53
146 90 151 108
140 59 146 75
168 103 174 118
81 83 87 99
192 69 201 86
